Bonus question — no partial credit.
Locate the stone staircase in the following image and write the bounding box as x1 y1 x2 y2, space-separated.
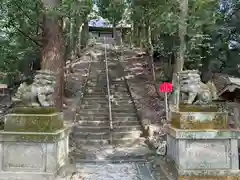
70 46 154 165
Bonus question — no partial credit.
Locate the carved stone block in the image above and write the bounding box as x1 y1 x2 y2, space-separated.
0 126 71 180
171 111 228 129
167 127 240 176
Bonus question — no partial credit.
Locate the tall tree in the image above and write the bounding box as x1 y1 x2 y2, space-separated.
177 0 188 72
41 0 65 110
96 0 126 39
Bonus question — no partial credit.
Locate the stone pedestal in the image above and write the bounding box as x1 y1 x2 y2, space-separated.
165 102 240 179
0 108 70 180
166 125 240 179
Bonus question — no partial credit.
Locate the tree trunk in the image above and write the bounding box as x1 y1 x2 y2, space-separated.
71 16 81 56
176 0 188 72
113 22 117 40
41 0 65 111
80 20 89 49
63 17 71 59
200 25 211 83
147 24 156 81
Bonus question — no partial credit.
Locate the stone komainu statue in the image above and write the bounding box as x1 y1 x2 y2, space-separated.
174 70 218 105
12 70 56 107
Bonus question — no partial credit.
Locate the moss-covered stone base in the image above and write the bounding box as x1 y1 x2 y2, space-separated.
0 126 70 142
171 111 228 129
4 107 63 132
179 104 219 112
179 176 240 180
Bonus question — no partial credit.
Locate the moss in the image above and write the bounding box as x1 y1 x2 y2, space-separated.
179 104 218 112
12 107 57 114
12 134 58 142
171 112 228 129
4 113 63 132
0 127 70 142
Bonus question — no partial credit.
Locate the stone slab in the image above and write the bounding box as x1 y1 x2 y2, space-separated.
167 134 239 171
0 172 55 180
171 111 228 129
0 126 70 180
178 176 240 180
168 126 240 139
76 162 154 180
155 156 240 180
0 126 70 142
4 112 63 132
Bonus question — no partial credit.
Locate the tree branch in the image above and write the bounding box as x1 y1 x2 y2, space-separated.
10 22 42 47
11 0 44 30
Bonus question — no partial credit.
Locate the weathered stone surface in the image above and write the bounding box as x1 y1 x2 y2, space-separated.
180 141 230 169
0 173 53 180
0 126 70 180
0 126 70 142
167 129 239 173
4 112 63 132
178 176 240 180
171 111 228 129
170 70 218 107
168 126 240 139
3 143 45 171
12 70 56 107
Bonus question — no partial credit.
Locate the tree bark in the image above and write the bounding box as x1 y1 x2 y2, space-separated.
200 25 211 83
41 0 65 111
71 16 81 55
113 22 117 40
80 20 89 49
146 23 156 81
176 0 188 72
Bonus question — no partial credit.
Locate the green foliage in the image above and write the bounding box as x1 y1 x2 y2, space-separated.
128 0 240 77
0 0 41 86
0 0 94 87
96 0 126 25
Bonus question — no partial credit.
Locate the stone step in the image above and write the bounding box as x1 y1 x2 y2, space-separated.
112 130 142 137
73 125 141 133
82 100 108 104
76 116 138 121
73 131 110 139
80 104 134 109
112 112 137 117
85 89 106 93
73 130 142 140
82 99 131 103
110 87 128 90
73 139 110 145
111 137 143 145
73 126 110 133
78 111 136 116
76 119 140 126
111 95 131 99
78 112 109 116
84 95 107 98
112 125 142 132
111 84 126 87
79 108 136 113
110 80 125 82
86 85 106 88
73 154 151 163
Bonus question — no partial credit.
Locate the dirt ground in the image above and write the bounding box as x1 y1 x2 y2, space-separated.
120 49 169 145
